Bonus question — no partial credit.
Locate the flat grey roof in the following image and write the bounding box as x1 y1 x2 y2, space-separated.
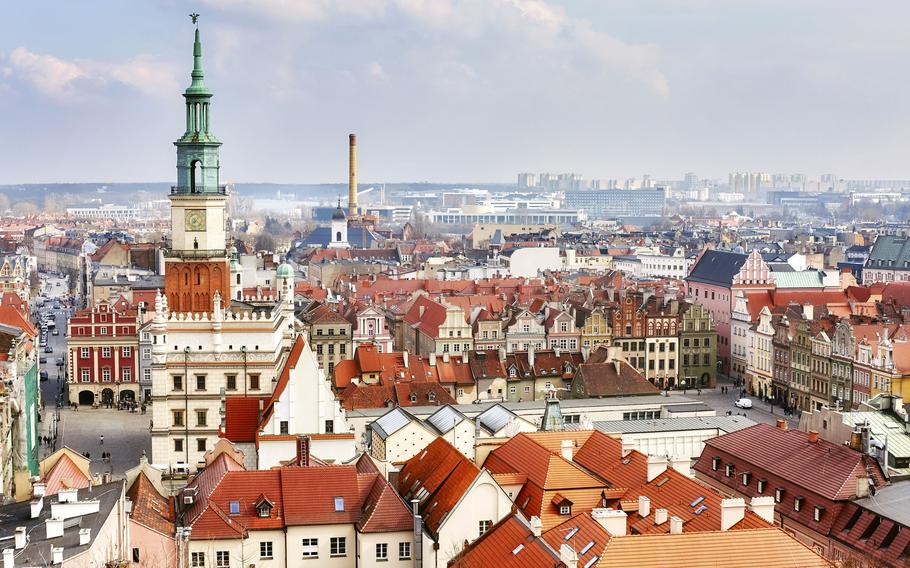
593 415 756 435
854 481 910 525
348 394 700 420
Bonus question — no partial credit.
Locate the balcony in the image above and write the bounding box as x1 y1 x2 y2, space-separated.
170 185 228 196
164 248 228 260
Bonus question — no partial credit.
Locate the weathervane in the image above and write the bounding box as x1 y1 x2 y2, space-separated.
190 12 200 25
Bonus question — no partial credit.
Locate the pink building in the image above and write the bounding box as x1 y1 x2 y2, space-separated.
686 249 772 374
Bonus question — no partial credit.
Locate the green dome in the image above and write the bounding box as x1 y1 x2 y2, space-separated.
276 263 294 278
230 258 241 272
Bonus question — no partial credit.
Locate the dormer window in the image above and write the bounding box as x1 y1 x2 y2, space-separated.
409 394 417 403
428 392 436 402
255 495 274 518
813 505 824 522
509 367 517 378
741 472 751 486
757 479 766 494
560 505 571 515
775 487 785 503
794 496 804 512
712 457 720 471
725 463 735 477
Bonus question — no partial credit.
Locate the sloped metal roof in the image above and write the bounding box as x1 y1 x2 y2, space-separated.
372 407 416 439
477 404 519 434
425 405 468 434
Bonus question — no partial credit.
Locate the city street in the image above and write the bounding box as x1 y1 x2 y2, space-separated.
667 373 799 428
35 274 151 476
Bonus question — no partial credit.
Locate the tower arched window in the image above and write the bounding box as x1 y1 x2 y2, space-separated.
336 231 342 242
190 160 201 192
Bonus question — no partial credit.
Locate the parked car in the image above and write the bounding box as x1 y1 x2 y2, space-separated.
52 329 59 336
734 398 753 409
44 345 53 354
39 370 48 382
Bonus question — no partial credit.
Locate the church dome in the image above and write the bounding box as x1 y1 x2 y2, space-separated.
332 205 347 220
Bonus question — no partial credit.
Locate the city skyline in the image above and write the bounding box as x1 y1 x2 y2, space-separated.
1 1 910 184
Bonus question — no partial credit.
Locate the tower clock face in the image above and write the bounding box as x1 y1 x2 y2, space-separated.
185 209 207 232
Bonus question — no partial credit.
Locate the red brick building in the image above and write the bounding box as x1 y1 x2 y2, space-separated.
67 299 140 406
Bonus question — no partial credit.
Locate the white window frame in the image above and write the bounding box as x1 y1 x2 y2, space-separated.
191 552 205 567
330 537 346 557
376 543 388 562
215 551 229 568
301 538 318 559
101 347 111 358
260 541 273 559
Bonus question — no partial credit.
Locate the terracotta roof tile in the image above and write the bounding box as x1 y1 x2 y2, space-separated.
449 514 560 568
222 396 269 443
43 453 91 496
127 471 175 536
597 528 832 568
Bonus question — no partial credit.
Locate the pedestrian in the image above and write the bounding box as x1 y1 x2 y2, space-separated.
99 434 104 446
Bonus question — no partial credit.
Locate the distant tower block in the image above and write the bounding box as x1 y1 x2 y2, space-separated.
348 133 358 217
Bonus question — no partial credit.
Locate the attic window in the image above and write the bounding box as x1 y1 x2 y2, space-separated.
409 394 417 402
689 496 705 508
793 496 804 512
512 544 525 555
757 479 767 494
428 392 436 401
775 487 785 503
560 505 571 516
741 472 751 486
724 463 735 477
711 457 720 471
813 505 824 522
584 557 600 568
229 501 240 515
564 528 579 540
334 497 345 512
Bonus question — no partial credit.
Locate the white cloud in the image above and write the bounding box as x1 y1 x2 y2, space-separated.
202 0 669 98
5 47 178 101
366 61 386 80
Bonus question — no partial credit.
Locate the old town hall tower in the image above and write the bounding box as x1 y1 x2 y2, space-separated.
164 22 230 313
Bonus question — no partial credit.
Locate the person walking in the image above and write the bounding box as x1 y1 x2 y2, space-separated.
99 434 104 446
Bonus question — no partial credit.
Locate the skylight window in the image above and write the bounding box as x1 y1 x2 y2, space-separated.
655 477 669 487
584 556 599 568
564 528 579 540
334 497 345 512
580 541 595 555
689 496 705 508
229 501 240 515
512 544 525 555
694 505 708 515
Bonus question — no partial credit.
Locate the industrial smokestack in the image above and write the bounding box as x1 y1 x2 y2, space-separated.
348 133 358 216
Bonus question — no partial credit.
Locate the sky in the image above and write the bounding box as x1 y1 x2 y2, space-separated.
1 0 909 185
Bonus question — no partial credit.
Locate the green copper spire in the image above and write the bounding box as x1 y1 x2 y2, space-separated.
173 14 222 196
185 26 212 96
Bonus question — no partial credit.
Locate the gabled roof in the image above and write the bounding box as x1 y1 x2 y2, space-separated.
43 452 92 496
372 406 421 439
542 512 611 568
572 361 660 397
685 249 748 287
397 437 481 537
222 396 270 443
476 404 520 434
425 404 469 435
402 295 448 338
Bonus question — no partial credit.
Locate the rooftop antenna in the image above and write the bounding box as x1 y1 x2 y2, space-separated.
190 12 200 25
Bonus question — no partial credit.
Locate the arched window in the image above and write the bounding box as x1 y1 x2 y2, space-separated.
336 231 342 242
190 160 201 192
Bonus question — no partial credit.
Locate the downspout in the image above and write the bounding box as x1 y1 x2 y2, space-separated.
184 346 190 465
242 346 248 396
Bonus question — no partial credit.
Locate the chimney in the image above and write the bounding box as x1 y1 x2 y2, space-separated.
638 495 651 518
528 344 535 367
79 528 91 546
443 352 450 363
52 546 63 565
529 515 543 537
30 497 43 519
776 419 787 431
3 549 13 568
669 516 683 535
808 430 819 443
749 496 775 524
258 398 264 412
14 526 26 549
621 440 636 457
46 517 64 539
654 508 668 525
591 508 627 536
32 482 46 498
429 353 436 367
669 455 692 478
498 347 506 362
856 476 871 498
554 348 561 358
849 430 862 451
803 302 814 321
403 350 409 368
614 360 621 378
418 305 425 318
348 133 358 216
559 544 578 568
647 455 668 482
560 439 574 461
720 498 746 531
58 488 78 503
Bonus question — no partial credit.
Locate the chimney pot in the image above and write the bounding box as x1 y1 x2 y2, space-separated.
591 508 627 536
529 515 543 537
720 498 746 531
776 419 787 430
669 516 683 534
654 508 668 525
647 455 669 482
638 495 651 518
3 549 14 568
808 430 819 443
14 527 26 550
749 496 775 524
559 544 578 568
856 476 872 498
560 439 574 461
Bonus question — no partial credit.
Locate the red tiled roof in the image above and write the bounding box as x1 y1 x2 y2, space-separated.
402 296 447 338
0 305 37 336
127 471 175 536
572 361 661 397
184 451 246 526
449 514 560 568
696 423 887 501
222 396 269 443
398 438 480 536
542 513 611 567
